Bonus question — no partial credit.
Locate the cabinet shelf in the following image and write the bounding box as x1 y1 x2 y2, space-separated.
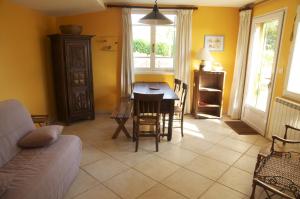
199 87 222 92
192 70 225 119
198 104 220 108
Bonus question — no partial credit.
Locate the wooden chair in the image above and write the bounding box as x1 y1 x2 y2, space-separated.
163 83 188 137
251 125 300 199
174 78 182 94
110 97 132 139
133 93 164 152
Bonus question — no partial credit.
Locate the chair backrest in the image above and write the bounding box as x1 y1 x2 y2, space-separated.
174 79 182 93
179 83 188 113
0 100 35 167
133 93 164 124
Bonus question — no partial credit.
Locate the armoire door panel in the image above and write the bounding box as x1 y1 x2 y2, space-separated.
48 34 94 123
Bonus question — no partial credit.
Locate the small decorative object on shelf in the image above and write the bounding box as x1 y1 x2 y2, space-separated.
192 70 225 119
196 48 214 71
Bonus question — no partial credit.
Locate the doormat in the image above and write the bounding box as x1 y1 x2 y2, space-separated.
225 120 259 135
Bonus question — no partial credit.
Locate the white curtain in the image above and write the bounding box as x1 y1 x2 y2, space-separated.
121 8 135 97
228 10 252 119
175 10 193 113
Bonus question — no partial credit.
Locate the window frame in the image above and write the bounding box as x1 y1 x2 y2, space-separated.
283 6 300 100
131 9 177 74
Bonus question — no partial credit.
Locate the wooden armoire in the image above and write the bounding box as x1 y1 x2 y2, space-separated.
48 34 95 124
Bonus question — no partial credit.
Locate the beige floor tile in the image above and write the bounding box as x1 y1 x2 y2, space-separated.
157 147 198 166
234 155 257 174
218 167 253 196
230 134 260 144
184 155 230 180
64 170 99 199
80 144 110 166
104 169 156 199
162 168 213 199
83 157 129 182
246 145 261 157
200 183 246 199
254 137 271 147
73 184 120 199
140 139 178 152
218 137 252 153
134 156 180 181
203 145 242 165
114 149 154 167
138 184 185 199
178 137 214 154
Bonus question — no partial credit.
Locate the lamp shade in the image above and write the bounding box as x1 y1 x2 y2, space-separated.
197 48 214 61
138 4 173 25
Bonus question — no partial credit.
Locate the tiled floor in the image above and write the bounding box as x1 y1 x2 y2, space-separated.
63 114 271 199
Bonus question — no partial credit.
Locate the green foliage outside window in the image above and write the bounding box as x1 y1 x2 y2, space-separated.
133 39 173 56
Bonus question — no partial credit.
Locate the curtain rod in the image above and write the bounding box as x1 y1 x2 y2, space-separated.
106 4 198 10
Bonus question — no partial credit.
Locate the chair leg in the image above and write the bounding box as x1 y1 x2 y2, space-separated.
135 134 139 152
180 114 184 137
162 114 166 136
250 182 256 199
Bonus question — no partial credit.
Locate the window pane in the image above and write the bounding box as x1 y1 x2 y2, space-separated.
246 19 279 111
155 23 176 69
132 25 151 68
287 23 300 94
132 14 146 25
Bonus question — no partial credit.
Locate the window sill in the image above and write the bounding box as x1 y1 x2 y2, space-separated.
134 70 174 75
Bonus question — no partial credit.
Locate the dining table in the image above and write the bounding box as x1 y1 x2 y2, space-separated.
131 82 179 141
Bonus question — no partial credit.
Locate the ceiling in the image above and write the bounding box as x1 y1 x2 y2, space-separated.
13 0 256 16
12 0 106 16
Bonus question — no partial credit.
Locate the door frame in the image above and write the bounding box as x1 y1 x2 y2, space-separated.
241 9 286 135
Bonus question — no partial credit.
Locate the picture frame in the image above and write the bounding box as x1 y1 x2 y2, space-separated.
204 35 224 52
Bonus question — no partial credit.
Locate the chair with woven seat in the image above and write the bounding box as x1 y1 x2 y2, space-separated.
133 93 164 152
259 125 300 156
250 127 300 199
163 83 188 137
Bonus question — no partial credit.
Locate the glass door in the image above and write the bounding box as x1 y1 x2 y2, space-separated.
242 10 285 135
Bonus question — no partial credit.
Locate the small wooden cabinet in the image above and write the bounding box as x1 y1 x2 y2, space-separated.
49 34 95 124
192 70 225 119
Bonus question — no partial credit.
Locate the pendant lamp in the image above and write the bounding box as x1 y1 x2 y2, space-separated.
139 0 173 25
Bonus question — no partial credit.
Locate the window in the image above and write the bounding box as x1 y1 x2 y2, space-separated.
131 10 176 73
284 6 300 100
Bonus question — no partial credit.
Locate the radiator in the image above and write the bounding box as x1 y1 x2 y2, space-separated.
267 97 300 143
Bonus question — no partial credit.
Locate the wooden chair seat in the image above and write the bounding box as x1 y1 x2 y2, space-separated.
110 98 132 139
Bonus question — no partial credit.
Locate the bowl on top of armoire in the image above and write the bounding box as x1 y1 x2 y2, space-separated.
59 25 82 35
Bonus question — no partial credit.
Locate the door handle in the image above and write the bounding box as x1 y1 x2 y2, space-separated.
152 44 155 54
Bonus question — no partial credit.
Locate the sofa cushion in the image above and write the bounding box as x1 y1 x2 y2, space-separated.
0 135 82 199
18 126 60 148
0 173 14 197
0 100 35 167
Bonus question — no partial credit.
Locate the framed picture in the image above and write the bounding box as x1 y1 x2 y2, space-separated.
204 35 224 52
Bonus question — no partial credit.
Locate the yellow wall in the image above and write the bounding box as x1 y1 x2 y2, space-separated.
253 0 300 103
0 0 56 114
57 7 239 113
191 7 239 112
